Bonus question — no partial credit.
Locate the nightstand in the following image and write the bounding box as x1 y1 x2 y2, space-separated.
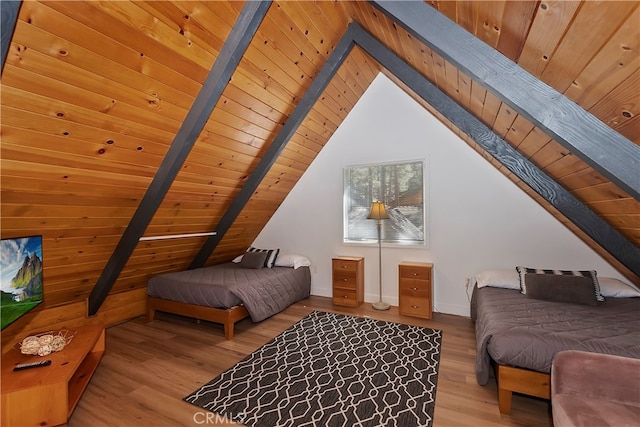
332 257 364 307
399 262 433 319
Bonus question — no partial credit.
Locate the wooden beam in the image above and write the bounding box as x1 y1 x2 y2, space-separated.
370 1 640 201
1 0 21 75
190 23 358 268
87 0 272 316
351 24 640 276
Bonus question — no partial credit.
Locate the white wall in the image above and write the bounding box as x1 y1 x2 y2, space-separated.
253 73 626 317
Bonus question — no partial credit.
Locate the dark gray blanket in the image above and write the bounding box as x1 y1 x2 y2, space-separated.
147 263 311 322
471 286 640 385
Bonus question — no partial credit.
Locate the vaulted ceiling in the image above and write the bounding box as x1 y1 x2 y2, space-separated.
1 1 638 313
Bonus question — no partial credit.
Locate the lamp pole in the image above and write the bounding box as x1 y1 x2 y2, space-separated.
372 217 389 310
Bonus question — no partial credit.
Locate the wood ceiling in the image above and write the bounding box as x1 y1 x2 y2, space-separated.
1 0 639 315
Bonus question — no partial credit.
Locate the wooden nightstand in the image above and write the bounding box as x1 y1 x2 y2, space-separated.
399 262 433 319
332 257 364 307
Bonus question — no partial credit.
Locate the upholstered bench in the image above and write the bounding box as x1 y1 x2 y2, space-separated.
551 350 640 427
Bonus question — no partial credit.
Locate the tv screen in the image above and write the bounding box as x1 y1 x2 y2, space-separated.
1 235 44 330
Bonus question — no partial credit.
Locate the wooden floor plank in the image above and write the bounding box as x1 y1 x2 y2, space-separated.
68 296 552 426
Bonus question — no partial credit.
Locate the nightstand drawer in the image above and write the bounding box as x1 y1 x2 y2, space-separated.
333 289 358 307
332 258 359 273
333 272 358 289
399 279 431 298
399 265 431 281
399 296 431 318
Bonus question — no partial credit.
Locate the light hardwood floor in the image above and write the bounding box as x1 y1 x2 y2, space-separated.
69 296 552 426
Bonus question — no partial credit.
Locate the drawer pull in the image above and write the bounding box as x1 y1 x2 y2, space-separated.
343 295 348 299
411 305 420 309
341 265 348 269
411 287 419 291
342 278 348 282
412 273 418 276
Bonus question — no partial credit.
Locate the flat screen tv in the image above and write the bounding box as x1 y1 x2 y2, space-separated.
1 235 44 330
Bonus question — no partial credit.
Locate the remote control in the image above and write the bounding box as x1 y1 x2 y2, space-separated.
13 359 52 371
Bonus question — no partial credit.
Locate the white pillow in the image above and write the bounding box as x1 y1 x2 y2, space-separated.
232 255 243 263
598 277 640 298
475 269 520 290
274 253 311 269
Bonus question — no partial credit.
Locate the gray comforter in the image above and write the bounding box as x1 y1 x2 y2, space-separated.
471 285 640 385
147 263 311 322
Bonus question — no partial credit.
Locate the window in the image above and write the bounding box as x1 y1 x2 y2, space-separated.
343 160 425 244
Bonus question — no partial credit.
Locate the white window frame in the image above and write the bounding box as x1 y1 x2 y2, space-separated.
343 159 427 246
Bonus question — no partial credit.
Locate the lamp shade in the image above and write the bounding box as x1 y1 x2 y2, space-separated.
367 201 389 220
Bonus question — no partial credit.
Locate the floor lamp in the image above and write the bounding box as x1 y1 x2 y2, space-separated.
368 201 390 311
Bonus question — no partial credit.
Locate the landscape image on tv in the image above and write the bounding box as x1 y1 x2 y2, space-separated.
1 235 44 330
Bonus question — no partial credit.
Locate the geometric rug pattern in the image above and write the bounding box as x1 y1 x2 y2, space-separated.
185 311 442 427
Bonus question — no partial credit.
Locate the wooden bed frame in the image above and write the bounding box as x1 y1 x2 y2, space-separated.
147 296 250 340
495 363 550 414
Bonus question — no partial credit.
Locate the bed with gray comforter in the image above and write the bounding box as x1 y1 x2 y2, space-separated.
147 262 311 322
471 285 640 385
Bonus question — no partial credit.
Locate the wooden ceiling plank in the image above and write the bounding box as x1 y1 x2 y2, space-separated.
244 36 317 100
456 1 475 35
505 114 535 149
87 0 272 315
431 51 455 100
92 1 214 70
3 49 190 124
1 129 163 177
314 1 352 39
540 1 637 93
11 19 196 111
563 4 639 110
574 182 638 204
558 167 608 190
588 199 640 216
349 46 379 92
530 140 569 169
495 0 537 62
479 90 502 129
351 22 640 276
190 23 358 268
2 84 177 145
443 60 461 103
354 47 384 85
1 107 170 163
492 103 518 139
44 0 208 81
589 68 640 136
474 0 505 49
457 71 472 109
20 1 203 96
518 1 580 78
277 1 333 60
139 1 228 55
337 58 368 101
372 0 640 200
217 94 283 134
615 114 639 145
544 154 590 181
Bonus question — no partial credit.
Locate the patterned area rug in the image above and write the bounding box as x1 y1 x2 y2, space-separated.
185 311 442 427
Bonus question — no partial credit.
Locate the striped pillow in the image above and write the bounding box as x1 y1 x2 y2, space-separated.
246 247 280 268
516 266 604 302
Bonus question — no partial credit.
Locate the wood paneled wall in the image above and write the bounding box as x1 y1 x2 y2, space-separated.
1 1 638 343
